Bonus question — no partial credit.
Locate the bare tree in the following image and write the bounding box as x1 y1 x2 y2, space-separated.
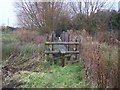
69 0 114 16
15 0 64 34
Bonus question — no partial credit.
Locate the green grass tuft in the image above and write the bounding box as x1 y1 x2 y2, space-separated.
15 62 90 88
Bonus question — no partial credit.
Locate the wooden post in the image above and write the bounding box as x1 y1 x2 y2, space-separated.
62 31 65 42
61 54 65 67
67 33 70 63
51 31 55 50
46 34 50 64
68 33 70 51
52 31 57 64
75 38 77 60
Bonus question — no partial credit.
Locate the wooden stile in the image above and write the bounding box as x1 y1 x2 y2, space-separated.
45 31 80 67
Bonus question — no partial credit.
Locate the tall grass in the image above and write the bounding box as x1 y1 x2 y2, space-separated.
79 30 118 88
2 29 119 88
13 29 47 44
54 29 118 88
2 30 46 69
2 43 17 60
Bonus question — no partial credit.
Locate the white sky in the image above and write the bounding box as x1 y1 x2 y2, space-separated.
0 0 17 27
0 0 119 27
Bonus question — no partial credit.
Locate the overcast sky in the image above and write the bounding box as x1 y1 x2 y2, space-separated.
0 0 119 27
0 0 17 27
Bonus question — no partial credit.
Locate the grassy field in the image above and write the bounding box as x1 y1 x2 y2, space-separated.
2 31 91 88
1 30 118 88
11 62 91 88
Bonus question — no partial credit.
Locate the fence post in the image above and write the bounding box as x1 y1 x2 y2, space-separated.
46 34 49 64
51 31 57 64
68 33 70 51
61 54 65 67
52 31 55 50
62 31 65 42
52 31 55 41
75 38 77 60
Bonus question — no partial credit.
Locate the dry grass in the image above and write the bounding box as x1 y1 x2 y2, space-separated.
50 29 118 88
96 31 119 46
78 30 118 88
13 29 47 44
2 31 47 86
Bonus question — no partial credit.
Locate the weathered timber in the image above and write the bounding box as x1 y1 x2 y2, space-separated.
45 31 80 67
45 51 79 54
61 54 64 67
45 42 79 45
66 60 79 63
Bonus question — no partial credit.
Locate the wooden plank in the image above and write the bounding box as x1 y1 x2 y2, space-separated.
61 54 65 67
66 60 79 63
45 42 79 45
45 51 79 54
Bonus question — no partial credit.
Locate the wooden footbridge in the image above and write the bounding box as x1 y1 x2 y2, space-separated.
45 31 79 67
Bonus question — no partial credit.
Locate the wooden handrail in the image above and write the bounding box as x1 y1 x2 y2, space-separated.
45 42 79 45
45 51 79 54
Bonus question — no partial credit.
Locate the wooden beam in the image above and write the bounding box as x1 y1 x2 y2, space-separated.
66 60 79 63
45 42 79 45
45 51 79 54
61 54 64 67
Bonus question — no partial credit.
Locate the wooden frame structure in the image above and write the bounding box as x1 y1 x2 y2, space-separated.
45 31 79 67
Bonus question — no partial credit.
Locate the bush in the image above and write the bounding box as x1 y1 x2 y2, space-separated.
96 31 118 46
13 29 47 44
79 30 118 88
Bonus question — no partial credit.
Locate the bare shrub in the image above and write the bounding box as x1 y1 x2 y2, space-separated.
79 30 118 88
13 29 47 44
96 31 119 46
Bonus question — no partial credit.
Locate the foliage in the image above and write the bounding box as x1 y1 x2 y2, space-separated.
2 29 119 88
2 31 46 87
14 62 90 88
13 29 47 44
109 11 120 30
2 32 18 60
55 13 72 36
2 31 45 63
79 30 118 88
15 1 119 34
95 30 119 47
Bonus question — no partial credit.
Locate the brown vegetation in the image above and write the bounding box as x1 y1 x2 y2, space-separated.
79 30 118 88
13 29 47 44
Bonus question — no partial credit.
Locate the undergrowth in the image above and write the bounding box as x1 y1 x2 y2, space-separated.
14 62 90 88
